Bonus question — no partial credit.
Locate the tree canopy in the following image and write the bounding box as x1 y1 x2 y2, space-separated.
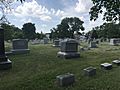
50 17 84 39
22 22 36 40
89 0 120 23
87 22 120 39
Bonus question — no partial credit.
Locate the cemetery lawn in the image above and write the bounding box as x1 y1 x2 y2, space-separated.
1 42 120 90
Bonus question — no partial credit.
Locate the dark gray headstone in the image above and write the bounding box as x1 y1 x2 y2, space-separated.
56 73 75 87
112 60 120 66
11 39 30 54
89 41 97 48
57 39 80 59
101 63 112 70
0 27 12 70
83 67 96 76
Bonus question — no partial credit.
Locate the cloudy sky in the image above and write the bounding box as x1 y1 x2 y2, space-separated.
4 0 104 33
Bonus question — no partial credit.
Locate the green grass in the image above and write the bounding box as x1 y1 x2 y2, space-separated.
1 42 120 90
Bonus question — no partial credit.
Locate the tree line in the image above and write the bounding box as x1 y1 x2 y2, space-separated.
2 22 46 41
86 22 120 39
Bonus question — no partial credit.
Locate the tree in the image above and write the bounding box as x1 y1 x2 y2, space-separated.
22 22 36 40
89 0 120 23
36 31 46 39
50 17 84 39
1 23 14 40
91 22 120 39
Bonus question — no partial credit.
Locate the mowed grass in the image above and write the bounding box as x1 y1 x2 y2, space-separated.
1 42 120 90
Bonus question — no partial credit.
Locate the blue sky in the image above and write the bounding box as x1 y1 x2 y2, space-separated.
4 0 104 33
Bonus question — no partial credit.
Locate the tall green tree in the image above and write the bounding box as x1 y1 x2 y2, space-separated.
89 0 120 23
22 22 36 40
50 17 84 39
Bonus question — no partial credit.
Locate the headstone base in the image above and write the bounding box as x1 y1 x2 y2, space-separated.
11 49 30 54
0 59 12 70
57 52 80 59
52 45 60 47
5 52 13 55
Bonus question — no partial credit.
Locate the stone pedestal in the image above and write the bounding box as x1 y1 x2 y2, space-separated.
11 39 30 54
83 67 96 76
112 60 120 66
101 63 112 70
57 39 80 59
0 27 12 70
56 73 75 87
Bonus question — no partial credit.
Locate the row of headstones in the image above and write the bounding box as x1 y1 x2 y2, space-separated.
30 38 49 45
56 59 120 87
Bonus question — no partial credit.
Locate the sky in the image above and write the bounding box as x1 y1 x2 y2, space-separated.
3 0 105 33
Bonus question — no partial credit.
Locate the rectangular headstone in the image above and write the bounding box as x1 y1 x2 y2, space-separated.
101 63 112 70
83 67 96 76
56 73 75 87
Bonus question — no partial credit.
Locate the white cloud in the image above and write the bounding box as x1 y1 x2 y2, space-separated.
11 0 64 22
75 0 93 13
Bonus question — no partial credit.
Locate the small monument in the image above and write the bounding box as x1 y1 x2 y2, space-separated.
53 40 60 47
11 39 30 54
83 67 96 76
57 39 80 59
0 27 12 70
89 41 97 48
110 38 120 46
101 63 112 70
56 73 75 87
112 60 120 66
43 38 49 44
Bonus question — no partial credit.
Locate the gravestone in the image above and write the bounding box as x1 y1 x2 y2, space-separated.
57 39 80 59
56 73 75 87
89 41 97 48
83 67 96 76
11 39 30 54
112 60 120 66
31 39 40 45
53 40 60 47
101 63 112 70
109 38 120 46
0 27 12 70
43 38 49 44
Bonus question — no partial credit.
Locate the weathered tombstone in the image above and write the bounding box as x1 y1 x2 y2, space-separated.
53 40 60 47
57 39 80 59
110 39 116 45
43 38 49 44
83 67 96 76
101 63 112 70
112 60 120 66
89 41 97 48
109 38 120 46
11 39 30 54
56 73 75 87
0 27 12 70
31 39 40 45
